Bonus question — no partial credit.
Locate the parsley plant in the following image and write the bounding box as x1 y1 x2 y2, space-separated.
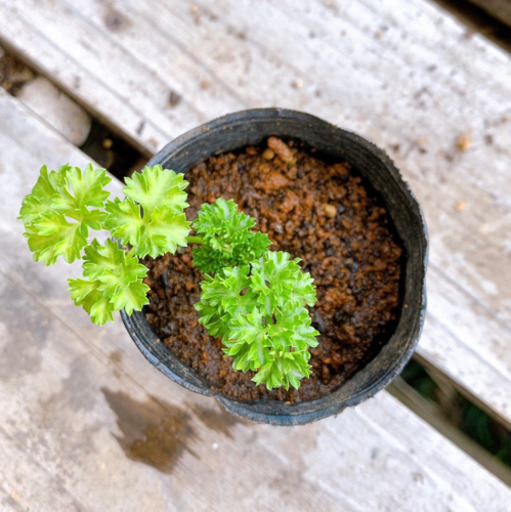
19 163 319 390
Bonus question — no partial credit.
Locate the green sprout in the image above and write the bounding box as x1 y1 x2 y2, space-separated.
19 164 319 390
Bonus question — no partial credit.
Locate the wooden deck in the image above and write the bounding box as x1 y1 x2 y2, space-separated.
0 0 510 510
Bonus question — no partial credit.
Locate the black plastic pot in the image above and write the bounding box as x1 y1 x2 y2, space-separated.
121 108 428 426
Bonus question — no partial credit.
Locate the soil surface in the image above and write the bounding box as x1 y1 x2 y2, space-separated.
143 138 403 403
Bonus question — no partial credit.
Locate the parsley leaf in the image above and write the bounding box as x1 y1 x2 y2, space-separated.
105 167 191 258
69 239 150 325
68 277 116 325
123 165 189 215
192 198 271 273
196 250 319 390
19 164 111 264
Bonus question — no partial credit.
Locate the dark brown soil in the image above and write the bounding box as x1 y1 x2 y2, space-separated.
143 138 403 403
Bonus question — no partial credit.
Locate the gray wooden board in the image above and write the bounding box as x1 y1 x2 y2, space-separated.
0 0 509 427
0 86 510 510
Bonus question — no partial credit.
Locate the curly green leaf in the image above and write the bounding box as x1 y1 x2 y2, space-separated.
122 165 188 216
106 198 191 258
68 277 115 325
196 250 318 390
19 163 111 264
192 198 270 273
69 239 150 324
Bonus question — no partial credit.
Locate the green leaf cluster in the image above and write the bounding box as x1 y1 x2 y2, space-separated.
192 198 271 274
20 162 320 390
19 163 111 264
195 251 319 390
19 164 190 325
106 165 190 258
68 239 150 324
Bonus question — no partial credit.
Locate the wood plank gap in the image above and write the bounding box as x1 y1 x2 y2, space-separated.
0 20 165 155
432 0 511 50
388 376 511 486
414 350 511 430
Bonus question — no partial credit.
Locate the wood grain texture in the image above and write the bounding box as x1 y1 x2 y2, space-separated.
1 0 509 427
0 87 510 511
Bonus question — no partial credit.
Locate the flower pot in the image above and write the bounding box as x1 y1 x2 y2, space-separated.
121 108 428 426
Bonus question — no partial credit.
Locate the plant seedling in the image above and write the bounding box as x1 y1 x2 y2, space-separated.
19 163 319 390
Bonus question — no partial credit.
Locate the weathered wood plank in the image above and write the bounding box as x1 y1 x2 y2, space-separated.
1 86 510 510
421 265 511 424
0 426 88 511
0 0 246 154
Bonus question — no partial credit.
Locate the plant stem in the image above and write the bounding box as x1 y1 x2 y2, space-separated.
186 235 204 245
